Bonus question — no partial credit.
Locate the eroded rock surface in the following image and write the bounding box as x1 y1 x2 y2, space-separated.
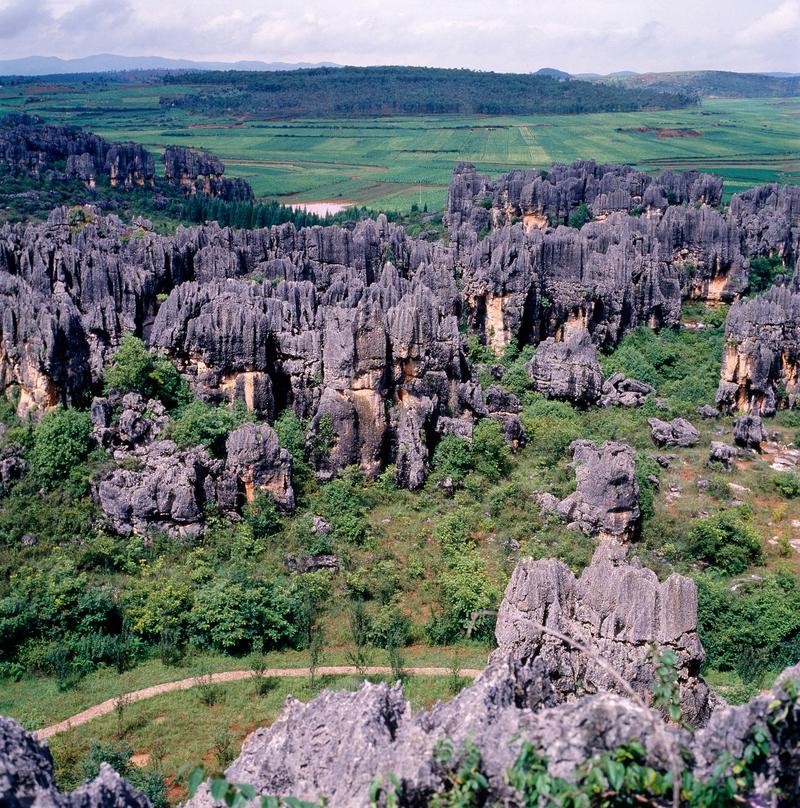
648 416 700 447
556 440 641 541
183 549 800 808
0 716 150 807
525 328 604 405
716 287 800 416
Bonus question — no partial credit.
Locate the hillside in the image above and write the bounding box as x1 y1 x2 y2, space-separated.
597 69 800 98
159 65 695 118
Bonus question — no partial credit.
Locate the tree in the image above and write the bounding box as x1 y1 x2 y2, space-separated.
567 202 593 229
103 335 188 409
29 406 91 489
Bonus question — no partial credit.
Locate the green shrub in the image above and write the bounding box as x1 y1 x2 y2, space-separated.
169 400 248 457
686 511 764 575
748 256 786 295
103 334 189 409
432 435 473 483
243 491 281 541
29 407 91 489
368 603 411 648
471 419 511 481
520 394 581 465
634 453 661 522
697 570 800 679
567 202 593 229
774 472 800 499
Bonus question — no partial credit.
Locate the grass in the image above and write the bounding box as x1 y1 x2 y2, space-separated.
47 673 464 804
0 643 489 731
1 82 797 210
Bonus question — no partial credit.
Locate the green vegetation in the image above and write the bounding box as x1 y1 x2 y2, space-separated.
748 255 788 295
0 83 796 210
29 407 92 490
104 335 189 410
161 66 692 118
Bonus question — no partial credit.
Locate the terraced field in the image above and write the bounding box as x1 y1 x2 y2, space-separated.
0 81 797 209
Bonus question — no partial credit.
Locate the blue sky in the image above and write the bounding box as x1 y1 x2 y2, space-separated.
1 0 799 73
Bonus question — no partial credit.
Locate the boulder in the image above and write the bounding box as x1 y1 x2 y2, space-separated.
96 441 234 538
648 417 700 447
525 329 603 405
0 444 25 497
556 440 640 541
601 373 655 407
733 414 766 450
697 404 719 419
709 441 738 469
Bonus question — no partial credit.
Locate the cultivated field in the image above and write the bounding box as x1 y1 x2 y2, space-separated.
0 81 797 210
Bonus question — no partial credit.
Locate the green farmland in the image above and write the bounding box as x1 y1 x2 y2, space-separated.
1 80 797 210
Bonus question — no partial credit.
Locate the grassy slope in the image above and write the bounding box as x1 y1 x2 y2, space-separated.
48 674 467 803
1 82 797 209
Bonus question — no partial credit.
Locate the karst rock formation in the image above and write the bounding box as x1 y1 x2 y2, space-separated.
1 131 799 533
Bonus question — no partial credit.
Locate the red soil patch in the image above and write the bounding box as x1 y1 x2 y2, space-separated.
617 126 702 138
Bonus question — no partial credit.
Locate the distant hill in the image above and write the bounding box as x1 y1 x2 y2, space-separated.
159 65 693 119
0 53 340 77
595 70 800 98
533 67 571 80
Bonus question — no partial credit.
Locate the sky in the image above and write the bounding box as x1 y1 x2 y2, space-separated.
1 0 799 73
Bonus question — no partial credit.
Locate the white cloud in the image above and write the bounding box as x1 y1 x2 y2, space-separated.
0 0 798 73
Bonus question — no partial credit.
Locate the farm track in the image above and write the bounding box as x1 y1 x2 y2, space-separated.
35 666 482 740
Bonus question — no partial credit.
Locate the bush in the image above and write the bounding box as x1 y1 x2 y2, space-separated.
432 435 473 483
748 256 786 295
243 491 281 541
103 334 189 409
774 472 800 499
520 394 582 465
471 419 510 482
686 511 764 575
697 571 800 679
169 400 249 457
29 407 91 489
567 202 592 229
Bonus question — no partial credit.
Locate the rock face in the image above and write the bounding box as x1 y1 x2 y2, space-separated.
716 287 800 416
728 183 800 262
0 716 151 807
648 416 700 447
184 546 800 807
225 422 294 511
445 160 724 234
0 161 797 496
733 414 767 450
163 146 254 202
0 113 155 189
96 440 235 538
556 440 641 541
525 328 604 405
492 542 713 725
0 444 25 498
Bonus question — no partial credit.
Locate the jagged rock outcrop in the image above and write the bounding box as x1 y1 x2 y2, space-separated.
445 160 723 235
601 373 655 407
0 716 151 807
716 286 800 415
0 114 155 189
709 440 738 469
525 328 604 405
733 414 766 450
163 146 253 202
91 392 170 454
555 440 641 540
185 548 800 807
0 444 25 497
492 542 713 725
729 183 800 262
648 416 700 447
225 422 294 511
96 440 235 538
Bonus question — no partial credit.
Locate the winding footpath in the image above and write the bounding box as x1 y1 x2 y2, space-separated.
35 665 482 740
